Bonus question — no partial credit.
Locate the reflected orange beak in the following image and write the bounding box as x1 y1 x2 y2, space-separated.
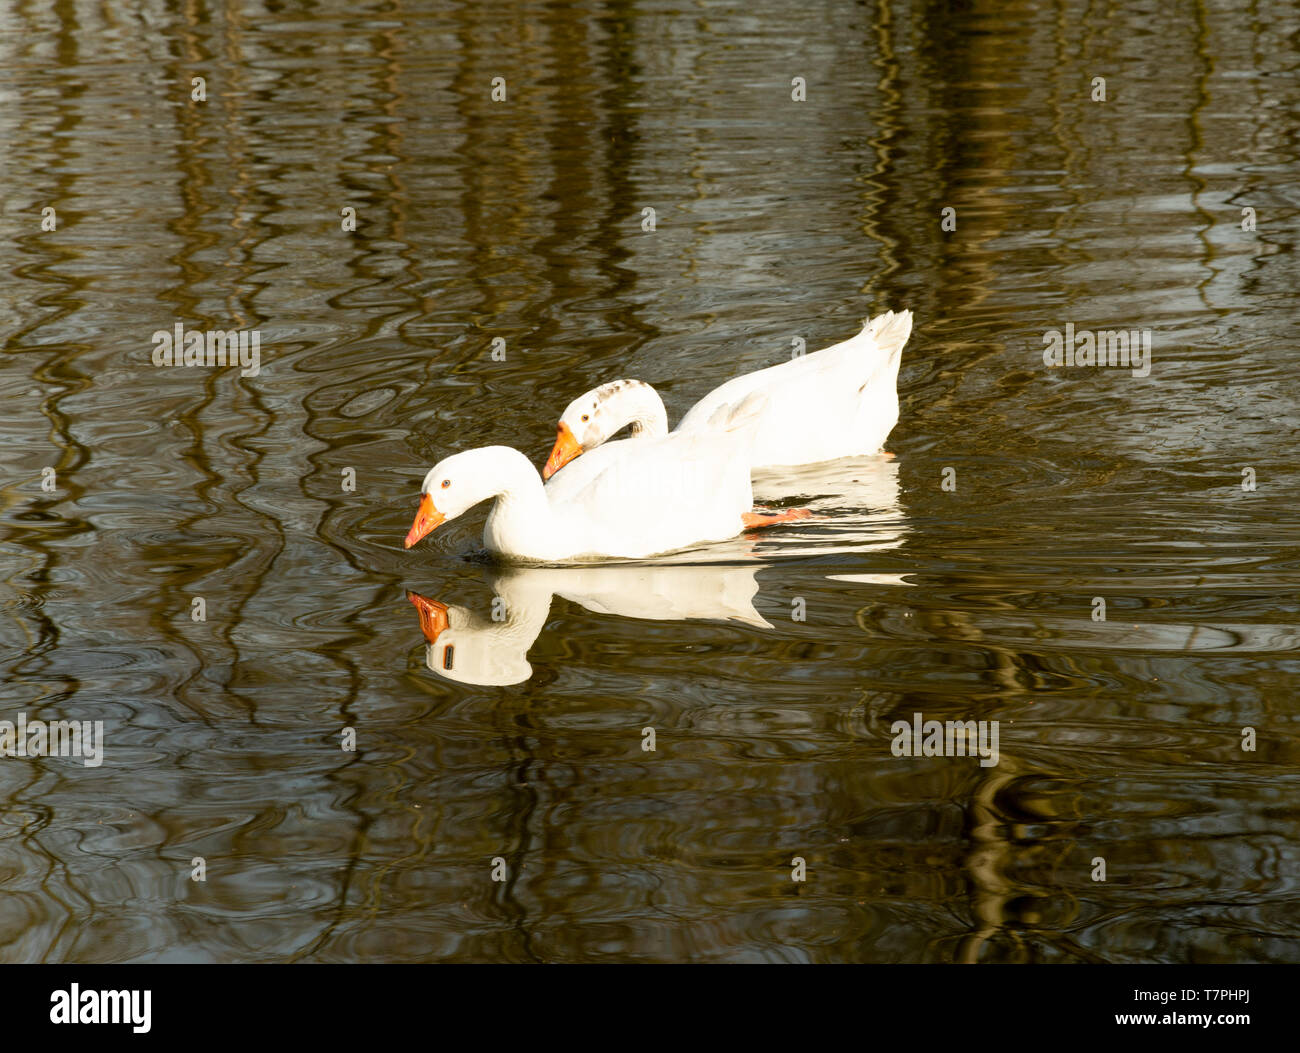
408 592 450 642
404 493 445 549
542 423 584 480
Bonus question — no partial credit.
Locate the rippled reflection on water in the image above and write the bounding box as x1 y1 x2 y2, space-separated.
1 0 1299 962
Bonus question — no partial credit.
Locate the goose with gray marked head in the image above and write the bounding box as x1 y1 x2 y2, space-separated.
404 393 798 562
543 309 913 479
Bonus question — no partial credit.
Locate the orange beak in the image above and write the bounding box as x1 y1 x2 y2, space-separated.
542 422 584 480
404 493 445 549
408 592 450 642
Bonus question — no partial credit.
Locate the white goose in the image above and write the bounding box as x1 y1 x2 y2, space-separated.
543 309 913 478
404 394 805 562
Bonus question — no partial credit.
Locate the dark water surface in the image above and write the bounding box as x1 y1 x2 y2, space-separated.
2 0 1299 962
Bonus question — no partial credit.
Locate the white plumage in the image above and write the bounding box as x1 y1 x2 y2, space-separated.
546 309 912 477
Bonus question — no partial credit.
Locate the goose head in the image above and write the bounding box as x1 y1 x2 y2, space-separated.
404 446 537 549
543 379 666 479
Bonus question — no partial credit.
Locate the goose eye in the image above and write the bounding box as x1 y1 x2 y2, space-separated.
441 479 451 489
581 414 589 422
443 645 455 670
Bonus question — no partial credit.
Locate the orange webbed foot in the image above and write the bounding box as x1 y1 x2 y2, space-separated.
742 507 814 530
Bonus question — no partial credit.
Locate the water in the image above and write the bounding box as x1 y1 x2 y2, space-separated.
1 0 1298 962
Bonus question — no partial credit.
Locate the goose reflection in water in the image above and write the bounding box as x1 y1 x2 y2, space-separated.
409 562 773 686
407 455 907 686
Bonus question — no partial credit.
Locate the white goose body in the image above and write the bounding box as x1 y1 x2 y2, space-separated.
406 398 763 563
546 309 912 476
487 435 752 561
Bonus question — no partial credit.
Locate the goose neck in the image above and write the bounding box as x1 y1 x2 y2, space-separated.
618 384 669 437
